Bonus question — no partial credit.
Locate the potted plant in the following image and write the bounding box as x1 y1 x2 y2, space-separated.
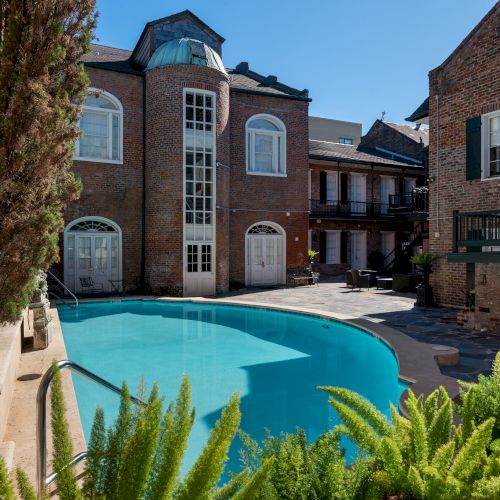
409 253 438 306
307 249 319 269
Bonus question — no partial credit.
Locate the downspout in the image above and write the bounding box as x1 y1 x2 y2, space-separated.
140 75 146 289
435 95 440 237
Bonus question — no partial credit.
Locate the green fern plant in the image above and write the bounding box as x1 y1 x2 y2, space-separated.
320 385 499 499
458 351 500 441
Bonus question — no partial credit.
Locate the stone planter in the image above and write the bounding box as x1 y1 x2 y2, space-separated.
415 264 436 307
29 272 54 349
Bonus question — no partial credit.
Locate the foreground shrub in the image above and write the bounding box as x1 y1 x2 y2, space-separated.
238 427 376 499
459 351 500 442
321 385 499 499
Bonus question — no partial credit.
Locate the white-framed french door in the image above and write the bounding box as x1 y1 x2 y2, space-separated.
350 231 367 270
249 235 278 286
184 242 215 296
350 173 367 214
380 231 396 267
64 217 122 294
380 176 396 214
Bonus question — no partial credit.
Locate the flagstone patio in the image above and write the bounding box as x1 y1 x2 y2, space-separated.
218 277 500 382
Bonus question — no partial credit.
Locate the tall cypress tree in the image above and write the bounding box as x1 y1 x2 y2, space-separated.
0 0 96 322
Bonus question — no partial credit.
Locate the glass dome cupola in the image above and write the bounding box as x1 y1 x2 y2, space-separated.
146 37 226 74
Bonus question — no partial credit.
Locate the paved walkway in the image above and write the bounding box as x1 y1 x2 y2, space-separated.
218 279 500 382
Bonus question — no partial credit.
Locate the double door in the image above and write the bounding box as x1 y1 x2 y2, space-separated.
248 235 281 286
75 234 118 293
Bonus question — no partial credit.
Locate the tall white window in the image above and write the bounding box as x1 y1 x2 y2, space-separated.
483 111 500 179
326 231 341 264
246 114 286 176
184 88 215 291
76 89 123 163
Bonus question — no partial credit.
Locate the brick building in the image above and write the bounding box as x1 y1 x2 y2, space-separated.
57 10 310 296
307 118 428 276
407 3 499 331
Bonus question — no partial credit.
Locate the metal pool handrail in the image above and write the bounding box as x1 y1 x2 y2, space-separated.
36 359 145 495
47 271 79 307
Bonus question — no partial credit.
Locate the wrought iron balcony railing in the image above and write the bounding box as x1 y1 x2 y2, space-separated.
453 209 500 251
389 191 428 213
309 199 394 218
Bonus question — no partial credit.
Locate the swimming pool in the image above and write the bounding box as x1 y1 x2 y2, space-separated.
58 300 407 472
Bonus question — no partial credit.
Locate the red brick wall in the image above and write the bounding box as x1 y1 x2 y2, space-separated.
144 64 230 294
427 4 500 323
228 93 310 284
63 68 144 290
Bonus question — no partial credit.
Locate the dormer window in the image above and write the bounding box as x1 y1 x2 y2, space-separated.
246 114 286 176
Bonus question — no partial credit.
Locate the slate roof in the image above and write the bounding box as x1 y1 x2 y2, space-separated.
227 65 310 101
384 122 429 146
309 140 423 169
81 45 310 101
405 97 429 122
81 44 139 74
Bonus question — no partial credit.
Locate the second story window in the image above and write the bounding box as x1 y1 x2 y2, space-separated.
246 114 286 176
483 112 500 178
76 89 123 163
338 137 353 145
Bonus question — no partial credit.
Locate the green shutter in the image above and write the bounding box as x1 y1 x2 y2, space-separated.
466 116 482 180
340 232 348 264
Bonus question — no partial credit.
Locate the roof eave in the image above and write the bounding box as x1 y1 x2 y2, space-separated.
308 154 423 170
230 87 311 102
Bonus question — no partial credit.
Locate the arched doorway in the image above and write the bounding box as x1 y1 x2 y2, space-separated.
246 222 286 286
64 217 122 293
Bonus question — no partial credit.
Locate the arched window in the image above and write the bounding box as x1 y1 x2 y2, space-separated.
246 114 286 176
76 89 123 163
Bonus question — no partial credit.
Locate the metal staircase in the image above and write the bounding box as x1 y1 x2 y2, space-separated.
383 221 428 273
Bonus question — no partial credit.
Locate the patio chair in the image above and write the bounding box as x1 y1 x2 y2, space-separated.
345 270 354 288
79 276 104 294
352 270 370 290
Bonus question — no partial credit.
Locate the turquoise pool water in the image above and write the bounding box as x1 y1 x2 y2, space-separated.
58 300 407 473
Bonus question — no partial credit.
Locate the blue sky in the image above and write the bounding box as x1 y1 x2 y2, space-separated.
94 0 496 132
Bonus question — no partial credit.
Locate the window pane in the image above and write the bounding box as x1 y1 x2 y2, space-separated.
84 95 117 110
254 134 274 172
79 111 108 159
112 114 119 160
95 237 108 272
248 118 279 131
67 235 75 271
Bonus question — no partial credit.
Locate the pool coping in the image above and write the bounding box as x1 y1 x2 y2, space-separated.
59 295 460 417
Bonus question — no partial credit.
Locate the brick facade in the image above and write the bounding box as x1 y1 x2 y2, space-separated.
427 3 500 331
309 162 421 274
58 13 309 296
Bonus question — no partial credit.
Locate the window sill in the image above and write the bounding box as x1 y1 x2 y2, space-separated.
75 157 123 165
246 170 287 178
480 175 500 182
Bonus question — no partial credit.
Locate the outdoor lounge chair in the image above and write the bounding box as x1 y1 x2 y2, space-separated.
345 270 354 288
352 270 370 290
79 276 104 294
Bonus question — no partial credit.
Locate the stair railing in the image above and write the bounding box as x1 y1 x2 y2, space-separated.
47 271 79 307
36 360 145 495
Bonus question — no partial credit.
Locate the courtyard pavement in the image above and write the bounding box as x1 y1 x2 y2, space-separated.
218 278 500 382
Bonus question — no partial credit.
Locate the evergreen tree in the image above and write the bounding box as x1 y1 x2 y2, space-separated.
0 0 96 322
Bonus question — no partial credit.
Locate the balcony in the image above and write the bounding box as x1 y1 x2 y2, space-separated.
449 209 500 263
388 190 428 215
309 199 395 219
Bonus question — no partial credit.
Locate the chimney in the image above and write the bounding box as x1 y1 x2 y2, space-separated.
235 61 249 73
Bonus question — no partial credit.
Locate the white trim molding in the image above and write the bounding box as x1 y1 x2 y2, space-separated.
481 109 500 180
75 88 124 165
246 114 287 177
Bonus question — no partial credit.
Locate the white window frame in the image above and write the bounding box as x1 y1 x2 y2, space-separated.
325 230 341 264
246 114 287 177
75 88 124 165
338 137 353 145
481 110 500 180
